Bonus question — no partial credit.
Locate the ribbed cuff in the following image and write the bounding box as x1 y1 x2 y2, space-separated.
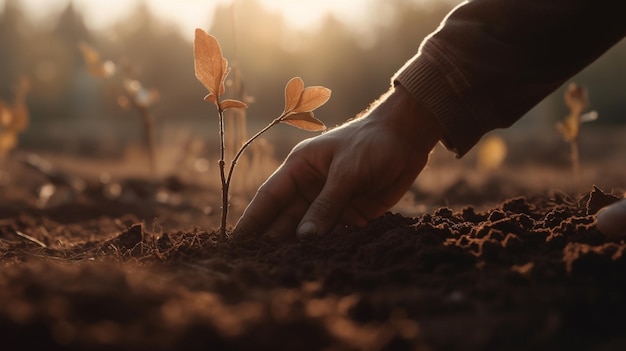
392 44 486 158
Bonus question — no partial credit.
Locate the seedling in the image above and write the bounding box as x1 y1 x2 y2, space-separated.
193 28 331 238
79 43 160 177
555 82 598 184
0 77 30 160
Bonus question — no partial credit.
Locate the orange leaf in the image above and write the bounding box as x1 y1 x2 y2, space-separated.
79 42 108 78
281 111 326 131
283 77 304 114
79 42 100 66
294 86 331 112
117 95 131 110
564 83 588 114
0 101 10 127
204 94 218 105
220 99 248 110
194 29 225 98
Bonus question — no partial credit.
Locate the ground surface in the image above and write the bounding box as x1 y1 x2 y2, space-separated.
1 144 626 351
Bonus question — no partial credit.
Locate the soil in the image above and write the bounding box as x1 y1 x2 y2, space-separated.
1 148 626 351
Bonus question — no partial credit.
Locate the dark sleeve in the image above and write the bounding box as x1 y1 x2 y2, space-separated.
393 0 625 157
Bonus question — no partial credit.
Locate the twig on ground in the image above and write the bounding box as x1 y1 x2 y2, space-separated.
15 230 47 248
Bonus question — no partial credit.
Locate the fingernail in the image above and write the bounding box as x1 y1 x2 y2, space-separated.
596 199 626 238
297 221 318 238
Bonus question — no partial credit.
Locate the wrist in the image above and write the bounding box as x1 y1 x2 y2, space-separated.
374 84 444 151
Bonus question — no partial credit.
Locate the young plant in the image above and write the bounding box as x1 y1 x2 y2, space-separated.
555 82 598 184
193 28 331 238
0 77 30 160
79 43 160 177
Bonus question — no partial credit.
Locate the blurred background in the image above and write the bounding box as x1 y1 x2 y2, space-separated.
0 0 624 193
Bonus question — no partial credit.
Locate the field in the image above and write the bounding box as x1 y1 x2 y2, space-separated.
2 2 626 350
1 127 625 351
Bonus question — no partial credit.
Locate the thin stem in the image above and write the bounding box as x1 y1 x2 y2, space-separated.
225 116 283 194
138 105 156 178
571 140 580 187
218 105 228 238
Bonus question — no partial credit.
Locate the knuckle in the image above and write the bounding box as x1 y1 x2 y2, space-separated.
309 197 335 218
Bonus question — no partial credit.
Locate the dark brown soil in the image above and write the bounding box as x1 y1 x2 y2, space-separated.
1 151 626 351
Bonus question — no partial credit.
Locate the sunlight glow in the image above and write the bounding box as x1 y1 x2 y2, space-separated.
2 0 378 40
257 0 373 32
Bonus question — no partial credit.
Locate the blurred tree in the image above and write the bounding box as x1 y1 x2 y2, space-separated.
0 0 31 99
0 0 623 158
105 1 208 139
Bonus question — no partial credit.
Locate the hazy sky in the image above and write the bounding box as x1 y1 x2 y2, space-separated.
2 0 390 40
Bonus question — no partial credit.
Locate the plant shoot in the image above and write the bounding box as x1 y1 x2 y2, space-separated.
0 77 30 160
193 28 331 238
555 82 598 184
80 43 160 177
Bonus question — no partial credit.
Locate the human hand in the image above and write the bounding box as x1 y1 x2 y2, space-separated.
596 197 626 239
233 85 443 240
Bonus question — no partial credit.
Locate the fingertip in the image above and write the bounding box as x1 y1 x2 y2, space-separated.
232 212 260 239
231 222 249 239
297 221 319 239
596 198 626 239
298 184 350 238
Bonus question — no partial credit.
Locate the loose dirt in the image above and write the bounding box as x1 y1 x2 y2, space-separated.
1 150 625 351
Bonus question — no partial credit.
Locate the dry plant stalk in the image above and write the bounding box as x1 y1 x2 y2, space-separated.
193 28 331 238
79 43 160 177
555 82 598 184
0 77 30 160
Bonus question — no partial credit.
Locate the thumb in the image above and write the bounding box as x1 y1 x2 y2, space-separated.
297 182 350 239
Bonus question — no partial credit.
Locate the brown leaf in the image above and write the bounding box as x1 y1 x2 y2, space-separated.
281 111 326 131
556 117 578 142
0 132 17 154
204 94 218 105
194 29 225 98
220 99 248 110
0 101 10 127
79 42 100 66
79 43 108 78
294 86 331 112
283 77 304 114
117 95 131 110
564 83 588 114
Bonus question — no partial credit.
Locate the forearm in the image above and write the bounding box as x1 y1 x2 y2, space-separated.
394 0 625 157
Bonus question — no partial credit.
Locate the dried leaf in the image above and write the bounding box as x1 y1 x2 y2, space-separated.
194 29 226 99
0 101 10 127
79 43 110 78
135 88 160 108
294 86 331 112
0 132 17 153
117 95 131 110
557 83 590 142
79 42 100 66
556 117 578 142
204 94 218 105
11 107 28 132
564 83 588 114
220 99 248 110
281 111 326 131
580 110 598 123
283 77 304 114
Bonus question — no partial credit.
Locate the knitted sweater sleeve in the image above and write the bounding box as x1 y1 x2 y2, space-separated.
393 0 625 157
